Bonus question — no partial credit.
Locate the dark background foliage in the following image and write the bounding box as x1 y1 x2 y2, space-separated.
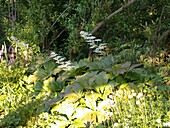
0 0 169 60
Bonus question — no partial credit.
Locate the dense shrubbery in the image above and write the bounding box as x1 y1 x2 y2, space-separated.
0 0 170 127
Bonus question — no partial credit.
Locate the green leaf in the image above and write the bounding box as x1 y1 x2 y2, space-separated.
95 72 109 86
34 68 48 79
27 75 38 84
70 118 86 127
51 119 70 128
117 69 126 74
85 93 99 110
126 71 141 81
64 83 84 94
43 61 56 71
73 107 92 120
64 93 81 104
53 101 77 119
34 81 43 91
75 71 98 88
121 61 131 69
129 63 142 71
43 77 62 92
119 83 128 89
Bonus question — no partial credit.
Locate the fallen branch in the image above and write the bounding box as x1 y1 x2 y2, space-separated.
90 0 138 34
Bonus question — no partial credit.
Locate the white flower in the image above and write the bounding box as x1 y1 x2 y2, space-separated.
108 94 114 99
95 39 102 42
86 36 96 40
156 119 161 124
137 92 143 99
131 89 135 93
80 31 89 36
136 100 140 105
114 122 119 127
50 52 57 58
163 122 170 127
132 92 136 97
128 95 133 99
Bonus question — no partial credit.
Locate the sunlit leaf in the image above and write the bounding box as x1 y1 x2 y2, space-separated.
64 93 81 104
27 75 38 84
70 118 86 127
85 94 98 110
73 107 92 119
43 77 62 92
119 83 128 89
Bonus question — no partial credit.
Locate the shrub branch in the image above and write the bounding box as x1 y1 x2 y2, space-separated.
90 0 138 34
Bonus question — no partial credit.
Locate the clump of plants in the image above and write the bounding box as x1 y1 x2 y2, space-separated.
0 31 170 127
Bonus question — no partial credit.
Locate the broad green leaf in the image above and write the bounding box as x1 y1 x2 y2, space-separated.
95 72 109 86
117 69 126 74
119 83 128 89
52 67 62 75
73 107 92 119
51 120 70 128
102 86 112 99
54 101 77 119
64 83 83 94
121 61 131 69
43 61 56 71
34 81 43 91
34 68 48 79
70 118 86 127
75 71 98 88
88 77 95 86
27 75 38 84
129 63 142 71
64 93 81 104
85 93 100 110
101 54 114 67
43 77 62 92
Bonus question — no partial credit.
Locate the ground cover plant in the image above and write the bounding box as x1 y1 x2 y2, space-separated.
0 0 170 127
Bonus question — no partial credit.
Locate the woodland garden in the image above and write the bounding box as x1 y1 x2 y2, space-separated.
0 0 170 127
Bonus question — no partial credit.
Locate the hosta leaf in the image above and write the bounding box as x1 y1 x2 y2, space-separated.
52 101 77 120
101 54 114 67
43 61 56 71
121 61 131 69
51 120 70 128
43 77 62 92
95 72 109 86
34 68 48 79
34 81 43 91
70 118 86 127
76 71 98 87
119 83 128 89
64 93 81 104
117 69 126 74
129 63 142 71
88 77 95 86
85 93 99 110
64 83 83 94
52 67 62 75
73 107 92 120
27 75 38 84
